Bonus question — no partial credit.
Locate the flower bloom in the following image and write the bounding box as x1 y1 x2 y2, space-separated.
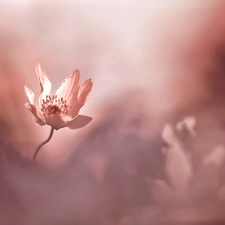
24 64 93 130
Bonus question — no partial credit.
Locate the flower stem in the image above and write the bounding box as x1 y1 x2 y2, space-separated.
32 127 54 161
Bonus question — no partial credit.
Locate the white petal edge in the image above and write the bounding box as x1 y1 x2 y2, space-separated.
69 78 93 119
35 64 52 107
78 78 93 105
24 86 35 105
25 103 45 126
55 69 80 104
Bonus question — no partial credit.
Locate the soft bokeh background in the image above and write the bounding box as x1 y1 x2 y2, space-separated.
1 0 225 224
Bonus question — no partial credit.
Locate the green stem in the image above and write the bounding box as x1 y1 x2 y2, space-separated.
32 127 54 161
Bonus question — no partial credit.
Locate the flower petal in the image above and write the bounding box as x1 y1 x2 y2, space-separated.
66 115 92 129
25 103 45 126
45 115 68 130
78 78 93 105
24 86 35 105
55 69 80 105
69 78 93 118
35 64 52 107
24 85 45 125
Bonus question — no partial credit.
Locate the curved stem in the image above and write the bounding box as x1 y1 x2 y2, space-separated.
32 127 54 161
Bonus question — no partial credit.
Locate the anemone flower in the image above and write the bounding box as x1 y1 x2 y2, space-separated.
24 64 93 161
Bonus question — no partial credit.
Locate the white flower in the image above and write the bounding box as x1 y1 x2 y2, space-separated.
24 64 93 130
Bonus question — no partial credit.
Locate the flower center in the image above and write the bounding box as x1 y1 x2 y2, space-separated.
41 95 69 117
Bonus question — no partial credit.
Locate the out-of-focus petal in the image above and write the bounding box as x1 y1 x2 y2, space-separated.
162 123 178 146
35 64 52 106
204 145 225 167
162 124 193 193
66 115 92 129
45 115 68 130
176 116 196 136
25 103 45 126
146 177 176 205
56 69 80 104
69 78 93 118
